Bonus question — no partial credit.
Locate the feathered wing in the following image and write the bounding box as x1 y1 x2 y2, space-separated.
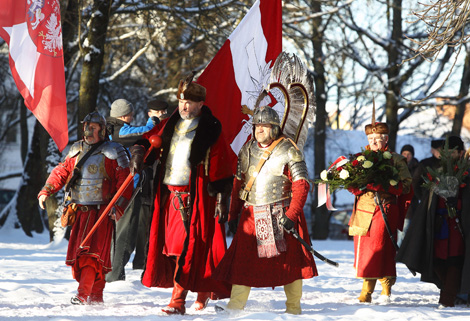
268 52 316 151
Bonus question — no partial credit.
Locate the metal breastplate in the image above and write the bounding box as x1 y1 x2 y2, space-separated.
239 139 297 206
163 118 200 186
70 151 108 205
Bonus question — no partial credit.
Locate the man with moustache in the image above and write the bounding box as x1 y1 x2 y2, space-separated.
38 111 132 305
129 73 233 315
213 106 317 315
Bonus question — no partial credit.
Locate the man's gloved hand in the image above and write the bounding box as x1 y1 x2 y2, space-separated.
279 214 295 231
150 116 160 126
228 218 238 235
446 196 458 208
214 193 228 223
129 145 146 176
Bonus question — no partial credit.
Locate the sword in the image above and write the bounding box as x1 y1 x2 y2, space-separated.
375 192 417 276
374 192 399 251
172 191 190 232
284 227 339 267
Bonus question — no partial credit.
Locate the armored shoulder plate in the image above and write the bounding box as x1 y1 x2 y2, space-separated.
67 141 83 159
237 139 254 180
100 141 130 168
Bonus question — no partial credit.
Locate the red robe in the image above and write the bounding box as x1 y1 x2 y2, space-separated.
38 141 132 276
349 151 412 279
213 175 318 287
141 106 233 298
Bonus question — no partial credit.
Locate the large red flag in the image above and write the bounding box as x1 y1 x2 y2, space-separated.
0 0 68 151
198 0 282 172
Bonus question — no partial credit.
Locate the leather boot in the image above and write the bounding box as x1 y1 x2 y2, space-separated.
89 278 106 304
192 292 211 311
162 282 188 315
439 264 463 307
284 279 302 315
379 277 395 296
358 279 377 303
227 284 251 310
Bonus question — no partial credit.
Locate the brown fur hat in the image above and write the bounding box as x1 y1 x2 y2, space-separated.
365 99 389 135
177 71 206 102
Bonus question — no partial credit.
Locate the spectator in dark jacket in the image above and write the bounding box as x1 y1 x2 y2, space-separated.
105 98 163 282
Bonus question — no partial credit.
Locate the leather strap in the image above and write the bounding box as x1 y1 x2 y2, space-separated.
241 136 284 199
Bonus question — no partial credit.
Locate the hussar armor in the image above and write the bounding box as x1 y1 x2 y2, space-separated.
238 138 308 206
163 117 200 186
68 141 129 205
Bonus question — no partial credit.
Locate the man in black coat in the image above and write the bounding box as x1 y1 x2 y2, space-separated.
397 136 470 307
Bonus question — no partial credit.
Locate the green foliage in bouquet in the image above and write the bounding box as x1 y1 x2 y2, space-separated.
316 149 400 193
422 139 470 193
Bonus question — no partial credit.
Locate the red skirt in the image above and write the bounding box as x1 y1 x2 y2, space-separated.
213 205 317 287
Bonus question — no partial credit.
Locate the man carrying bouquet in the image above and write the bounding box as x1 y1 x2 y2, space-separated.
348 120 412 304
397 136 470 308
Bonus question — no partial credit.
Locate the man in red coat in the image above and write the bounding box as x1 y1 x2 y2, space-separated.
347 120 412 304
38 112 132 305
130 73 233 315
213 106 317 315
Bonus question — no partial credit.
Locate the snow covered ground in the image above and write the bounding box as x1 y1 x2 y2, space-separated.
1 229 469 321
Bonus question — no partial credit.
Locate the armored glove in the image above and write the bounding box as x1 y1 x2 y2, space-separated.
215 192 229 223
129 145 145 176
228 218 238 235
279 214 295 231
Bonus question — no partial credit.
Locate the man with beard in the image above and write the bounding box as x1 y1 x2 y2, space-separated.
38 111 132 305
130 73 233 315
213 106 317 315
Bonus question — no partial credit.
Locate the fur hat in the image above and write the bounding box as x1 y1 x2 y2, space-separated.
110 99 133 117
177 72 206 102
365 99 389 135
148 100 169 111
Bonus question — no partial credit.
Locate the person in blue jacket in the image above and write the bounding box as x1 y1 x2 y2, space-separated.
105 98 165 281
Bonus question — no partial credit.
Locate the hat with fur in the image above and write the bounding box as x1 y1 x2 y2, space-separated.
177 71 206 102
365 99 389 135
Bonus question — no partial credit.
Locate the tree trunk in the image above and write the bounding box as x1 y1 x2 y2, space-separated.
77 0 112 137
16 121 50 236
310 0 329 240
385 0 402 152
452 47 470 135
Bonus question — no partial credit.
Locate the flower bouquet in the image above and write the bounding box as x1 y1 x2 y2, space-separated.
317 149 400 195
422 140 470 219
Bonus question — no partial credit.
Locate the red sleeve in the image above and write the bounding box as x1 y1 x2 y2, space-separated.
37 156 75 198
284 179 310 223
228 177 244 221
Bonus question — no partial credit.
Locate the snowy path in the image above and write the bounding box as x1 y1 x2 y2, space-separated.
0 230 469 320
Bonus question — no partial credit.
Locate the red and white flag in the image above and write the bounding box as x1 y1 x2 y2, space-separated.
198 0 282 172
0 0 68 151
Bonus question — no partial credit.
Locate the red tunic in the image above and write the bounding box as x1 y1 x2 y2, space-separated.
213 178 317 287
38 145 131 275
434 196 465 259
141 107 233 298
353 203 400 278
